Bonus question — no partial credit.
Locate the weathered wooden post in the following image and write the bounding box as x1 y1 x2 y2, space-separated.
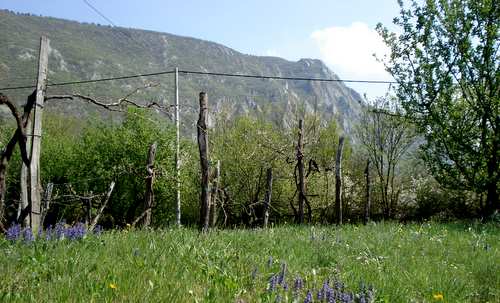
210 160 220 227
364 159 371 224
26 36 49 233
296 119 305 224
197 92 210 232
335 136 345 225
263 167 273 228
144 142 157 227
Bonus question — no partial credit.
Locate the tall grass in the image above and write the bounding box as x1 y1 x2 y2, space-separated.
1 222 498 302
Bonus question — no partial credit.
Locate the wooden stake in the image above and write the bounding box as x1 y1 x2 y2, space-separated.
29 36 49 233
143 142 157 227
335 136 345 225
197 92 210 232
263 167 273 229
174 67 181 226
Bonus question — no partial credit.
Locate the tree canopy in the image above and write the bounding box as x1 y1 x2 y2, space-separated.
377 0 499 215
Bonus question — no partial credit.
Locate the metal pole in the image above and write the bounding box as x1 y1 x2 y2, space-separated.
175 67 181 226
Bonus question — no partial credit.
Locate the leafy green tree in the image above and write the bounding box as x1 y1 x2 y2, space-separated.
377 0 499 215
356 98 416 218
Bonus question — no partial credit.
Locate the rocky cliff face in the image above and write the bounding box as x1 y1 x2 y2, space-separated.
0 9 363 132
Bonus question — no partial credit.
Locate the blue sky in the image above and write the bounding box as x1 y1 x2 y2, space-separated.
0 0 401 97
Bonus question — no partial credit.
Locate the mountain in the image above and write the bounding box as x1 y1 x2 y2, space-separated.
0 9 363 132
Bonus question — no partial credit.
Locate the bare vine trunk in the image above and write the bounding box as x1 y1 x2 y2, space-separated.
296 119 305 224
364 159 371 224
143 142 157 227
197 92 211 232
263 167 273 228
335 136 345 225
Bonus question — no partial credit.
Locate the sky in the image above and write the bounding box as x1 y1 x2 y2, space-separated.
0 0 401 98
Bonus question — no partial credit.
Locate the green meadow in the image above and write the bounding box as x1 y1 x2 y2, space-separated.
1 222 499 302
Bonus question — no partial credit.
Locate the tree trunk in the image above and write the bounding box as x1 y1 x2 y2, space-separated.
210 160 220 227
0 92 35 226
197 92 211 232
335 136 345 225
364 159 371 224
296 119 305 224
143 142 157 227
263 167 273 228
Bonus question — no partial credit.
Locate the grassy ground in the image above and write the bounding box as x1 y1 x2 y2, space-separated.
0 222 498 302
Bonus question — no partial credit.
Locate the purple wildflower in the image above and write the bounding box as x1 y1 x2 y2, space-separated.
358 283 374 303
318 280 332 301
268 274 278 292
304 290 313 303
65 222 86 240
294 276 304 291
277 263 287 285
45 225 53 241
333 280 344 291
22 227 34 243
6 224 22 241
54 221 65 240
282 281 289 291
339 292 353 303
93 225 103 235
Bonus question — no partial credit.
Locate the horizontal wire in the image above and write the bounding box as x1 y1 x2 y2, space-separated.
0 68 396 92
179 70 397 84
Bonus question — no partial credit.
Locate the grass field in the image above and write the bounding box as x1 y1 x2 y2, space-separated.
1 222 498 302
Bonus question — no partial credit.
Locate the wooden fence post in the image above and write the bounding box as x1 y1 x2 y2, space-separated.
335 136 345 225
296 119 305 224
364 159 371 224
28 36 49 233
197 92 210 232
144 142 157 227
263 167 273 228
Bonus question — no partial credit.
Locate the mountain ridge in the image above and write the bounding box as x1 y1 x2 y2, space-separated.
0 9 363 132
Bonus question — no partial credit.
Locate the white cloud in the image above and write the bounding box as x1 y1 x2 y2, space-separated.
264 49 280 57
311 22 391 82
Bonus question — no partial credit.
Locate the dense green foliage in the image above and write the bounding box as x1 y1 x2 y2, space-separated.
377 0 500 215
2 110 201 227
1 223 498 302
1 106 480 228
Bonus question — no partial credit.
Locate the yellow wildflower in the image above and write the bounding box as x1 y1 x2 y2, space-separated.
109 283 117 290
433 293 444 301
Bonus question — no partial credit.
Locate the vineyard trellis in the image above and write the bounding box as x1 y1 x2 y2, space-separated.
0 35 397 232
